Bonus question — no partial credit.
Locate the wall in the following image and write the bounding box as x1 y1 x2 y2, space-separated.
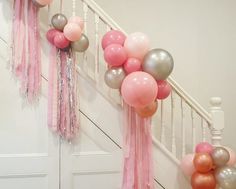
94 0 236 150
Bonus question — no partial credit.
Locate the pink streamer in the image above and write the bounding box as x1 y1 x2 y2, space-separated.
11 0 41 102
122 102 154 189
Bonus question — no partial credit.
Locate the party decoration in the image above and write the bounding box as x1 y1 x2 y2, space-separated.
142 49 174 80
104 67 126 89
32 0 45 8
135 101 158 118
53 32 70 49
68 16 84 30
212 147 230 167
180 154 195 177
35 0 52 5
71 34 89 52
11 0 42 101
156 80 172 100
215 166 236 189
225 147 236 166
104 44 127 67
193 153 213 173
121 71 158 108
64 23 82 41
102 30 126 50
46 28 60 44
124 32 150 60
123 58 141 74
51 13 68 31
195 142 214 155
191 172 216 189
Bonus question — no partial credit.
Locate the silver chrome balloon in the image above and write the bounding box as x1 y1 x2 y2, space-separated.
32 0 46 8
71 34 89 52
51 13 68 31
215 166 236 189
212 147 230 167
104 67 126 89
142 48 174 80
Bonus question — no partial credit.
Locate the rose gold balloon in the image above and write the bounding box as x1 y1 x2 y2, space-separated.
191 172 216 189
193 153 213 173
135 101 158 118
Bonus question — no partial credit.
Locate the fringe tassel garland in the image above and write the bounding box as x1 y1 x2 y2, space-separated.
123 102 154 189
11 0 41 101
48 45 79 140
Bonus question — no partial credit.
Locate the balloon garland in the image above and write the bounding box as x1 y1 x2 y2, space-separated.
46 0 89 140
102 30 174 188
180 142 236 189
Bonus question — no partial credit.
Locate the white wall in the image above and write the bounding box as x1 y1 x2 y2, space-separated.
94 0 236 150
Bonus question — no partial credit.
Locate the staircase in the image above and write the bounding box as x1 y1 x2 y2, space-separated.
0 0 225 189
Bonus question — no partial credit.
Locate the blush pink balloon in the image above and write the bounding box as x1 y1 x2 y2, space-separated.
54 33 70 49
121 71 158 108
195 142 214 155
123 58 142 74
180 154 195 177
68 16 84 30
46 29 60 44
225 147 236 166
63 23 82 42
156 80 172 100
124 32 150 60
36 0 53 5
104 44 127 67
102 30 126 50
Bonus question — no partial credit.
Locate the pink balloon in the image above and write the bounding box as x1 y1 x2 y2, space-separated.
195 142 214 155
102 30 126 50
121 71 158 108
180 154 195 177
46 29 60 44
104 44 127 67
54 33 70 49
123 58 142 74
68 16 84 30
63 23 82 42
156 80 172 100
124 32 150 60
225 147 236 166
36 0 53 5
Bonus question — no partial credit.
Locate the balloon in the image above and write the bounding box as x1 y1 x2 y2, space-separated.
191 172 216 189
51 13 68 31
104 44 127 67
102 30 126 50
225 147 236 166
156 80 171 100
212 147 230 167
195 142 214 155
46 29 60 44
124 32 150 60
215 166 236 189
135 101 157 118
121 71 158 108
53 33 70 49
64 23 82 42
123 58 142 74
142 49 174 80
71 34 89 52
32 0 45 8
180 154 195 177
35 0 52 5
104 67 126 89
193 153 213 173
68 16 84 30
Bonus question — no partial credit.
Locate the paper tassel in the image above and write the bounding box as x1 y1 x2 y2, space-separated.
11 0 41 101
122 102 154 189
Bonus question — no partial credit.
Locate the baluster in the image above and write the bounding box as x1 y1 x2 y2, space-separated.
171 91 176 156
201 118 207 142
191 108 196 151
82 2 89 74
160 100 166 145
94 13 100 82
210 97 224 146
181 98 186 157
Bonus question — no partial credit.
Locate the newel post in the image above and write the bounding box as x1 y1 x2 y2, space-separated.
209 97 224 146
